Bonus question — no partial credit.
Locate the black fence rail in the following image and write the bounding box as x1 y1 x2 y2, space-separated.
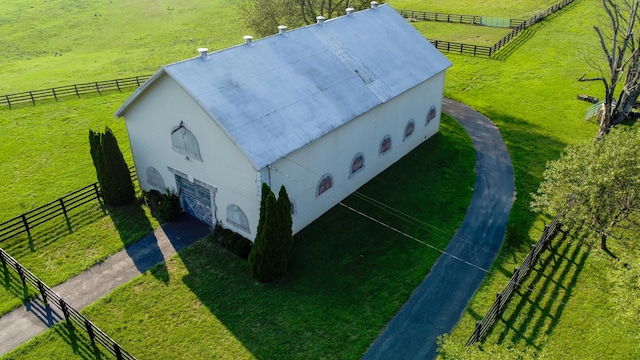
398 10 483 26
466 218 561 345
430 40 492 57
0 248 136 359
0 167 137 246
0 75 152 108
490 0 575 55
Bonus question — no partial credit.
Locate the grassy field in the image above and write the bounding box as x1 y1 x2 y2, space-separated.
3 115 476 359
2 0 640 358
412 21 510 46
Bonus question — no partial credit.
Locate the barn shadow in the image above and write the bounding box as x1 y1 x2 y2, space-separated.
110 203 210 283
177 123 477 358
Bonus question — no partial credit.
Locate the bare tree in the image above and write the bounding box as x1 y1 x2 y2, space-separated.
579 0 640 138
240 0 378 37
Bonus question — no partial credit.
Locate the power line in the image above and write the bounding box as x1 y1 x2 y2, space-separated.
268 158 640 339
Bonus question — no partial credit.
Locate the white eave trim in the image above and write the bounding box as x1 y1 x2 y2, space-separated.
114 68 167 118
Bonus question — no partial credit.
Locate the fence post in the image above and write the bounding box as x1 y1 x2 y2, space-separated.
513 267 520 285
37 280 48 305
5 95 11 109
52 88 58 101
60 299 72 327
496 291 503 314
116 79 121 92
85 319 96 346
0 251 6 272
59 198 73 233
95 82 102 95
135 76 141 86
22 214 34 251
74 84 80 97
94 182 106 213
114 343 123 360
16 263 28 296
29 91 36 106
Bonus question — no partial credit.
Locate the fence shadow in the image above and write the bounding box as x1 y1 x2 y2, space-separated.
492 230 590 348
2 203 107 258
491 24 544 61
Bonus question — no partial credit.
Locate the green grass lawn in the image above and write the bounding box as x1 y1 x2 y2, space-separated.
412 21 511 46
387 0 563 18
0 0 248 93
2 0 640 358
3 114 476 359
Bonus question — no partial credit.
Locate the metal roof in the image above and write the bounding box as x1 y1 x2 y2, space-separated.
115 4 452 170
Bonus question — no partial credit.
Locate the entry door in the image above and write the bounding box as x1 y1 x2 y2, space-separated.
175 175 214 225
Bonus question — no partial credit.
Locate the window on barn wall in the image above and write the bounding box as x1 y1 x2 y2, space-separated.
171 121 202 161
146 166 165 190
404 120 415 141
426 106 437 125
349 152 365 178
317 173 333 196
379 135 392 155
226 204 250 233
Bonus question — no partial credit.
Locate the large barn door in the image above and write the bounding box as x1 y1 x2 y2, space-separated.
175 175 214 225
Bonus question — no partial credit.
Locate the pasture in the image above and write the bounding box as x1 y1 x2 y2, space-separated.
2 0 640 358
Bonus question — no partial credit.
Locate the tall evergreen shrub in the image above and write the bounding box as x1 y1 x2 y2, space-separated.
249 183 294 282
88 127 135 206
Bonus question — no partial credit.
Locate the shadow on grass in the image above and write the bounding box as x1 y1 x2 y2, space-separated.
178 119 476 358
491 0 582 61
52 321 107 360
489 229 590 348
1 203 107 258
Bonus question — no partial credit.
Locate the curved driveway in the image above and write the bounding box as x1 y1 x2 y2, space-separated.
363 98 515 360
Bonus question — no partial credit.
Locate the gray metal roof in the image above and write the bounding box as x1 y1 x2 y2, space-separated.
116 4 452 170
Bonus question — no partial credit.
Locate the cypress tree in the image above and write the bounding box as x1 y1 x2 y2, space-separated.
276 185 293 274
249 191 279 281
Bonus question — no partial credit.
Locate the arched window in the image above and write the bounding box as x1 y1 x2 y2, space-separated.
226 204 250 233
146 166 165 190
290 198 297 216
317 173 333 196
404 120 415 141
426 106 437 125
379 135 392 155
171 121 202 161
349 152 365 178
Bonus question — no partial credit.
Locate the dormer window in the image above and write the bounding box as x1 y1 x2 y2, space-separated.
171 121 202 161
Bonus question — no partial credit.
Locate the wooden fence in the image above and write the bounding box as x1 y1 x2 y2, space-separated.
489 0 575 55
430 40 492 57
401 0 575 57
0 167 137 246
398 10 483 26
0 248 136 359
466 218 561 345
0 75 152 108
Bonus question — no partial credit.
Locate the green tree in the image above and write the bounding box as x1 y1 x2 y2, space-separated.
88 127 135 206
531 124 640 256
249 183 295 282
239 0 380 37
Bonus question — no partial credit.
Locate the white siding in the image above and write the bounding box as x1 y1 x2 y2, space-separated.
269 73 446 234
123 75 259 239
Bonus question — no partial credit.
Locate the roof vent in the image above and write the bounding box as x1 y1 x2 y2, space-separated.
346 8 355 16
197 48 208 60
316 16 325 25
243 35 253 45
278 25 287 35
371 1 379 9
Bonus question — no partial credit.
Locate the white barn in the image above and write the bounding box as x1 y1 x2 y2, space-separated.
115 3 451 241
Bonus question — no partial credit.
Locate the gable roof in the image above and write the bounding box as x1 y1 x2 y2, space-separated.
115 4 451 170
